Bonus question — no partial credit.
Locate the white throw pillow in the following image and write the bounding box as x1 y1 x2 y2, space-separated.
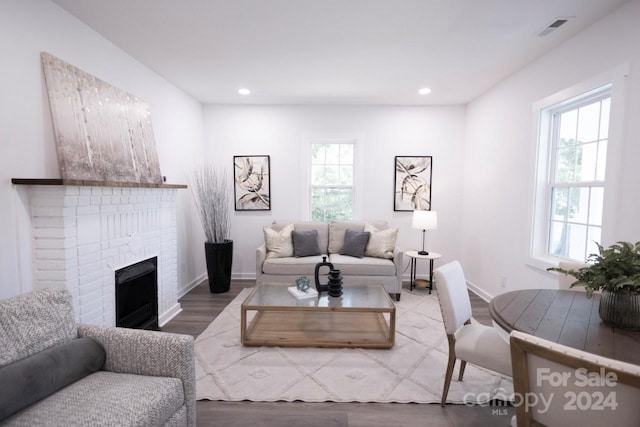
364 224 398 259
263 223 294 258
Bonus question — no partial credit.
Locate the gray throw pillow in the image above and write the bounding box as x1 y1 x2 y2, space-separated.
292 230 321 257
0 337 106 421
340 229 371 258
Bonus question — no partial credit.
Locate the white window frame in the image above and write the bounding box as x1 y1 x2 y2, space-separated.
301 134 364 221
526 66 629 271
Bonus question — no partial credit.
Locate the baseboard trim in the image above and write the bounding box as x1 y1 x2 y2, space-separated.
177 273 207 299
466 280 494 303
159 303 182 327
233 272 257 280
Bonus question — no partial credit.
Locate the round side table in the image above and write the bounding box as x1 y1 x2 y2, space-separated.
405 250 442 294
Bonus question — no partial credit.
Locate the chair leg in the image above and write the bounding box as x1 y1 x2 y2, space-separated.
458 320 471 382
458 360 467 381
441 335 456 407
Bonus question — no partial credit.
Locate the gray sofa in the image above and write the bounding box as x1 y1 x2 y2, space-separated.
256 220 403 300
0 289 195 427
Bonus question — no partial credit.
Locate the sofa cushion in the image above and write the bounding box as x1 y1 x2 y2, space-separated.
0 338 106 421
262 255 327 275
328 221 388 254
329 254 396 276
364 224 399 259
340 230 370 258
2 371 184 427
264 223 294 258
292 230 321 257
0 289 76 368
273 221 329 254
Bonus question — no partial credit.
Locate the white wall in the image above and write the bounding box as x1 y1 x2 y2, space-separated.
462 0 640 299
203 105 467 279
0 0 206 299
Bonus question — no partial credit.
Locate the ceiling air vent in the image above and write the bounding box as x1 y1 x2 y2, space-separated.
537 17 572 37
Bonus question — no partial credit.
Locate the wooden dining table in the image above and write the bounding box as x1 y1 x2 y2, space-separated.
489 289 640 366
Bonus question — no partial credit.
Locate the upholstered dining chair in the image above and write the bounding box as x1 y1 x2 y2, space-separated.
434 260 512 406
557 260 589 291
510 330 640 426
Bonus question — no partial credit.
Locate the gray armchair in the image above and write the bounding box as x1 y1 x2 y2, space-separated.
0 288 195 426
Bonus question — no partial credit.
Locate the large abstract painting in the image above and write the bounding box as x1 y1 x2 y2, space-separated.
233 155 271 211
394 156 432 211
41 52 162 184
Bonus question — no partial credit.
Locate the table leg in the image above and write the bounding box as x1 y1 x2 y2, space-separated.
410 258 416 291
429 259 434 294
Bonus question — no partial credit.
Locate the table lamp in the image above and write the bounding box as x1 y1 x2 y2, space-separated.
412 210 437 255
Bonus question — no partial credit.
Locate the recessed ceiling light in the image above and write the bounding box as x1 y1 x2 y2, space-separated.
418 88 432 95
238 88 251 95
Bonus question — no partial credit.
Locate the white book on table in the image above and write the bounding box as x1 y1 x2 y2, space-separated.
287 286 318 300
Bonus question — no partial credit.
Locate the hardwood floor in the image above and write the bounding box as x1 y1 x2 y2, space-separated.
162 280 514 426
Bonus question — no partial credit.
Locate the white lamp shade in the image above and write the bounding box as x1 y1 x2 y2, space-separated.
412 210 437 230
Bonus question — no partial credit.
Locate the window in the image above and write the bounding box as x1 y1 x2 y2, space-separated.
547 92 610 261
531 85 612 263
310 141 354 222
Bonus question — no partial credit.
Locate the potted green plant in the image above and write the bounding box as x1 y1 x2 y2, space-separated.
190 165 233 293
548 241 640 330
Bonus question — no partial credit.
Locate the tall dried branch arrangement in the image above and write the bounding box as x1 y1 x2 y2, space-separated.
190 165 231 243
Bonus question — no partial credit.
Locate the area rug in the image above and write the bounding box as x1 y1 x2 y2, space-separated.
195 288 513 403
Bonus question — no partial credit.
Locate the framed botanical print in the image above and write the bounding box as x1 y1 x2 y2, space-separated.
394 156 432 211
233 155 271 211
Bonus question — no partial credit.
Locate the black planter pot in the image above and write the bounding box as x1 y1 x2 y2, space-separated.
599 290 640 330
204 240 233 293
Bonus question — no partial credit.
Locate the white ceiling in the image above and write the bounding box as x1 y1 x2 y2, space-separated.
52 0 628 105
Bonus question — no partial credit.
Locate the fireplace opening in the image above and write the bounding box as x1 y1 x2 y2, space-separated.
115 257 159 330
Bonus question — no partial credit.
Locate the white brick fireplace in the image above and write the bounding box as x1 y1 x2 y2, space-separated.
22 184 182 327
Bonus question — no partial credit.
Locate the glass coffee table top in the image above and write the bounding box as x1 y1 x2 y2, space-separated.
243 283 395 310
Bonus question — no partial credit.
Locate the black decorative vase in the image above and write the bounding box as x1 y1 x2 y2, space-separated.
204 240 233 293
328 269 343 297
314 256 334 292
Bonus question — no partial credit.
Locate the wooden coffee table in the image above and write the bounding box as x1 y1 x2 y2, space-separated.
241 283 396 349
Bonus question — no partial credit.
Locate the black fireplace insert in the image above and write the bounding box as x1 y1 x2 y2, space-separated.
115 257 159 330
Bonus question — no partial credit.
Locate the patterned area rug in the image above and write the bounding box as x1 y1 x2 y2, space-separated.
195 288 512 403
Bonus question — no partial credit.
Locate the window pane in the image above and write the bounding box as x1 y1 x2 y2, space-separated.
558 109 577 147
577 102 600 143
587 226 601 258
555 147 575 183
339 165 353 185
311 188 325 222
312 144 325 164
340 144 353 164
589 187 604 226
324 188 352 221
311 165 325 185
599 98 610 140
596 140 607 181
568 187 589 224
325 144 340 164
548 220 567 257
324 166 339 185
551 187 569 220
576 142 597 182
567 223 587 261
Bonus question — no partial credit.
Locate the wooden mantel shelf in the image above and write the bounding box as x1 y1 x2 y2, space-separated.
11 178 187 189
